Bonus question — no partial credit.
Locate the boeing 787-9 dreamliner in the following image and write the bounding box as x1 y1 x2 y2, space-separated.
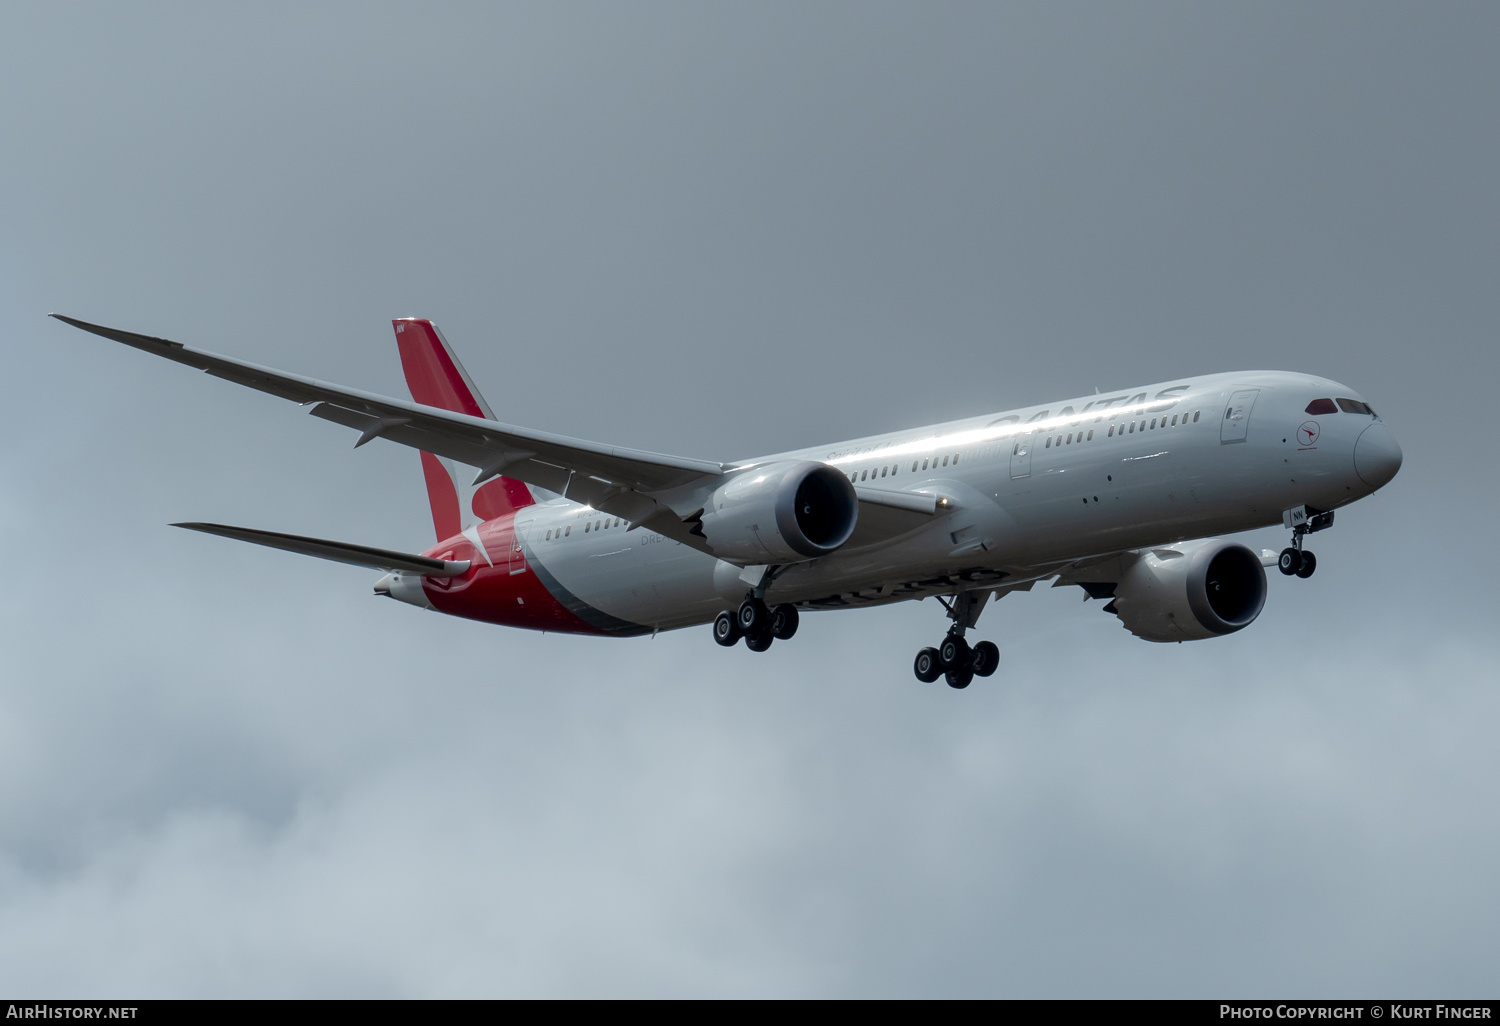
53 314 1402 689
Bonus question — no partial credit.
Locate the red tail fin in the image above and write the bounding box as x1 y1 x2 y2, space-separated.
394 319 534 540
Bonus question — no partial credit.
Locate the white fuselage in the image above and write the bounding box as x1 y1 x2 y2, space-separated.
507 371 1399 633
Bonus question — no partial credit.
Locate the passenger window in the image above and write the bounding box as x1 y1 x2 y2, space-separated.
953 454 959 464
1193 411 1200 422
911 461 918 472
942 455 949 466
565 525 571 536
1171 415 1178 426
1306 398 1338 415
1045 438 1052 449
881 467 887 478
584 522 590 533
1336 398 1372 415
1087 429 1094 440
1108 425 1115 437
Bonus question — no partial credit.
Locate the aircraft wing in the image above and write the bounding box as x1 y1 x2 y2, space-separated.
847 486 942 548
53 315 725 541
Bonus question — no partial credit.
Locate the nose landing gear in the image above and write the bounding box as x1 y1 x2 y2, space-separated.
1279 506 1334 579
913 591 1001 689
1277 548 1317 578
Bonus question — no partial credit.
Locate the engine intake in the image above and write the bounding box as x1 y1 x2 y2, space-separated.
696 461 858 564
1111 539 1267 642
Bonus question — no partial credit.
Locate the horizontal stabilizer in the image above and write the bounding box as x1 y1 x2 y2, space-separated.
172 522 470 577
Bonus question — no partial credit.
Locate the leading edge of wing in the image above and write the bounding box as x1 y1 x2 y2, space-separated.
49 315 725 493
173 522 469 576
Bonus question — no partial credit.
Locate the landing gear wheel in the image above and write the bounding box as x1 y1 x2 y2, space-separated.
939 634 970 670
945 666 974 689
1278 548 1303 576
744 631 773 653
770 604 800 640
971 641 1000 677
914 647 942 683
712 610 741 647
1295 550 1317 579
737 598 770 635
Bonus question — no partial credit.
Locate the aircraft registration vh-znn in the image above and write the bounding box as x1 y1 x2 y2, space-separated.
53 315 1402 689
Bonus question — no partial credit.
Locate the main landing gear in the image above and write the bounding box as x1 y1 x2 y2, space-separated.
713 599 799 652
913 591 1000 689
713 565 799 652
1279 506 1334 579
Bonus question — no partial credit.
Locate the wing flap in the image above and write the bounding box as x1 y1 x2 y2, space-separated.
173 522 470 576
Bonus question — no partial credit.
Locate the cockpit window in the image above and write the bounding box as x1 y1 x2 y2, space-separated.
1305 398 1337 415
1336 398 1374 415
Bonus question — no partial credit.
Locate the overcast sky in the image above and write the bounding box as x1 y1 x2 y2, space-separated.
1 2 1497 997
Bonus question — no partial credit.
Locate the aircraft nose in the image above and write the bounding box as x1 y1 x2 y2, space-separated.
1354 422 1403 489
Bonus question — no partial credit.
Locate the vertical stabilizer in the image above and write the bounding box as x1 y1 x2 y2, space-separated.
393 319 535 539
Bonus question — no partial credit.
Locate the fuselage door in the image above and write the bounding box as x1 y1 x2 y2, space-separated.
1220 389 1260 445
1009 431 1034 479
508 521 529 575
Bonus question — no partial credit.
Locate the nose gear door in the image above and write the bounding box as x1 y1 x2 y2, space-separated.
1009 431 1034 479
1220 389 1260 444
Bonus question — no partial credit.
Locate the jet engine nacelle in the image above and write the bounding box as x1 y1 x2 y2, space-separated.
696 461 858 565
1111 539 1267 642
